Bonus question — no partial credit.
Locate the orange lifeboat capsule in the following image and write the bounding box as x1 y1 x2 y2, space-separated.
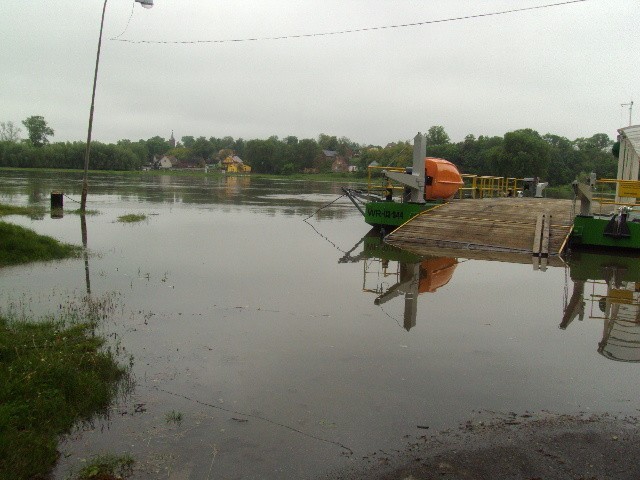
418 257 458 293
424 157 464 200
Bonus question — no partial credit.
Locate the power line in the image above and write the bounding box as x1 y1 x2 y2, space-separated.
111 0 136 41
111 0 588 45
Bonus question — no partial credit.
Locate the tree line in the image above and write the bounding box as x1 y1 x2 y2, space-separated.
0 116 618 185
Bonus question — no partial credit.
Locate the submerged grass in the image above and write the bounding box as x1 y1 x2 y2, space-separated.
0 203 45 219
72 453 134 480
165 410 183 424
0 314 128 480
117 213 147 223
0 221 81 267
67 208 100 216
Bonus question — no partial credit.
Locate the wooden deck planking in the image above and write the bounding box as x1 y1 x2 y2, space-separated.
386 198 574 258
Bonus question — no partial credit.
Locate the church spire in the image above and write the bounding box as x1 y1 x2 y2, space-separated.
169 130 176 148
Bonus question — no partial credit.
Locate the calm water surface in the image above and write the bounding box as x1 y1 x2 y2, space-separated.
1 170 639 479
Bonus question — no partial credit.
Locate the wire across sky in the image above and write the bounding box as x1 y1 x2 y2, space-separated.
111 0 588 45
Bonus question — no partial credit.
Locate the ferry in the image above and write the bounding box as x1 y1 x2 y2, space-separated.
343 133 463 231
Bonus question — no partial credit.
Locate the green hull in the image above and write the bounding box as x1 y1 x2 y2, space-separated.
567 250 640 282
570 215 640 250
362 231 423 263
364 201 440 229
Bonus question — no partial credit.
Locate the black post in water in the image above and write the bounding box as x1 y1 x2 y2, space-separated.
51 191 64 218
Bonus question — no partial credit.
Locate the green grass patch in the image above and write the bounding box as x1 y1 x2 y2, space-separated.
165 410 183 424
72 453 134 480
117 214 147 223
0 315 128 480
0 203 45 219
67 209 100 216
0 221 81 267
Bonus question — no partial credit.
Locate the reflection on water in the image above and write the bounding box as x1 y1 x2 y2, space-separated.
80 214 91 295
0 170 355 217
341 230 457 330
563 251 640 362
345 231 640 362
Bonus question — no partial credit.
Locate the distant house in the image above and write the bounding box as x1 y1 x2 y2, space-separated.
331 157 349 173
347 165 358 173
323 150 338 159
222 155 251 173
152 155 177 169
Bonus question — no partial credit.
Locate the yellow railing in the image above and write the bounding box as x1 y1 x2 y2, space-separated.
367 166 525 200
366 166 406 195
592 178 640 208
458 175 523 199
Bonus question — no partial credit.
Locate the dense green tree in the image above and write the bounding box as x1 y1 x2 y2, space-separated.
318 134 338 151
336 136 358 157
145 136 170 160
426 143 460 163
543 134 576 185
191 136 214 162
0 127 625 182
117 139 148 165
612 141 620 158
294 139 321 171
22 116 54 147
574 133 613 153
245 138 279 173
181 136 195 148
233 138 245 158
358 141 412 170
480 129 548 178
425 125 450 146
573 133 616 180
165 147 190 162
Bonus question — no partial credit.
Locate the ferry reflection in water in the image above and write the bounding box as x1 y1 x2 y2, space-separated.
339 230 457 330
342 231 640 362
562 251 640 362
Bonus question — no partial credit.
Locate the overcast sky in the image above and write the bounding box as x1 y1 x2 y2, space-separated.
1 0 638 146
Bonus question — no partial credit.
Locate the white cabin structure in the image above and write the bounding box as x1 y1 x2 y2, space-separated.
616 125 640 204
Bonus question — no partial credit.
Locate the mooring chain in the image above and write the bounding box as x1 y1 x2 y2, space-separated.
63 194 82 204
303 218 347 254
302 194 345 221
303 194 351 254
152 385 354 455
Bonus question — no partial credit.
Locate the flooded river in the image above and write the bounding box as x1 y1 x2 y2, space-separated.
1 170 639 479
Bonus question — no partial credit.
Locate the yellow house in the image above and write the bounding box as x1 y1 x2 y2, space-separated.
222 155 251 173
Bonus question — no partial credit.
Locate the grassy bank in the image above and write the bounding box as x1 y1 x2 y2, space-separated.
0 315 128 480
0 221 81 267
0 203 45 219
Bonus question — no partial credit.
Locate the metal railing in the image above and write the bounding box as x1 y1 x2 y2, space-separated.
458 175 523 199
591 178 640 208
366 166 406 195
367 166 526 200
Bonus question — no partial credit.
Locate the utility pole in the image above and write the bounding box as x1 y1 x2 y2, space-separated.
80 0 154 213
621 100 634 126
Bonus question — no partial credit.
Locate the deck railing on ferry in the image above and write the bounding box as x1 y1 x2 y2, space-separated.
591 178 640 211
366 166 407 195
367 166 525 200
458 175 522 199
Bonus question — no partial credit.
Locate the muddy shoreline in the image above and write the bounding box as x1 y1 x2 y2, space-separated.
327 412 640 480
